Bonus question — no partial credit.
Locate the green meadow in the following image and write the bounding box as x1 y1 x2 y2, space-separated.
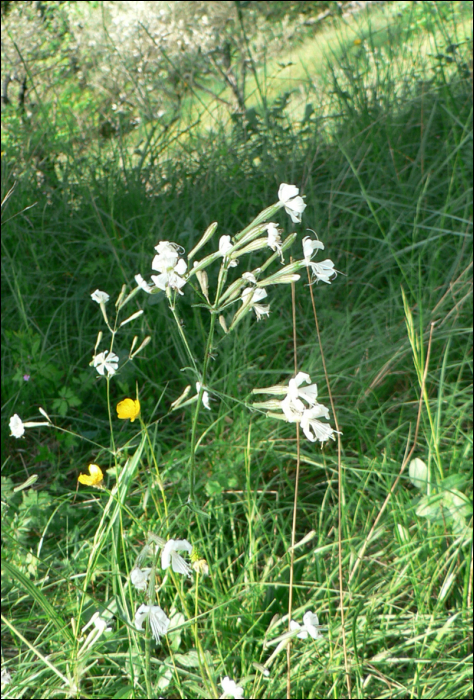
1 2 472 698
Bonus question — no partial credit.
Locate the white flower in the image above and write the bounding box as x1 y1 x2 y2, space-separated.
302 236 324 261
302 236 336 284
219 235 238 267
254 372 340 445
91 289 110 304
290 611 322 639
196 382 211 410
266 222 284 261
308 259 337 284
219 235 233 257
287 372 319 410
93 350 119 376
242 271 257 284
135 273 154 294
1 668 12 688
130 567 152 591
137 241 187 295
301 405 338 443
134 604 170 644
152 241 181 272
220 676 244 699
241 287 270 320
9 414 25 438
9 414 50 439
278 183 307 223
79 612 113 653
161 538 193 577
151 257 187 295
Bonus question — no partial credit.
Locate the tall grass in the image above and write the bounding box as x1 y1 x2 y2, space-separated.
1 2 472 698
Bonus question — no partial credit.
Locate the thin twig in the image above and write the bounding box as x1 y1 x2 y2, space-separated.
307 267 351 699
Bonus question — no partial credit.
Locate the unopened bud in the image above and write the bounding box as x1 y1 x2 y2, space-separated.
119 310 144 328
196 269 210 302
130 335 151 359
219 315 228 333
188 222 218 261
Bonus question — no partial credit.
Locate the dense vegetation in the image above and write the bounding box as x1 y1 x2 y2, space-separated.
2 2 472 698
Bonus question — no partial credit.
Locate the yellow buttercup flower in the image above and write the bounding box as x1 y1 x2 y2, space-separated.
116 398 141 422
78 464 104 488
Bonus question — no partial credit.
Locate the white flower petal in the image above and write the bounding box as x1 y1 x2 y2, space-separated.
196 382 211 410
135 274 154 293
278 183 300 203
294 372 311 387
219 235 234 257
175 258 187 276
302 236 324 261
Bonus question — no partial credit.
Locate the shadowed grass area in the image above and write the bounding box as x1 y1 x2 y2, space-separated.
1 2 472 698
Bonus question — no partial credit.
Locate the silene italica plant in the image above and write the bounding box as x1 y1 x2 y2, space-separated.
8 182 339 698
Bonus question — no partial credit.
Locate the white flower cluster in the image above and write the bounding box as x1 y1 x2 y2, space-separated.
135 241 187 296
253 372 340 444
130 538 193 643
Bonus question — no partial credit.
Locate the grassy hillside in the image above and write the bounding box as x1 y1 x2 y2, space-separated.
1 2 472 698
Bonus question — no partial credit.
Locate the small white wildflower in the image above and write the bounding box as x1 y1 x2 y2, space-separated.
152 241 181 272
242 271 257 284
241 287 270 320
266 222 284 261
196 382 211 410
301 405 338 443
220 676 244 699
134 604 170 644
9 414 25 438
130 567 152 591
302 236 337 284
9 414 50 438
290 610 323 639
286 372 319 411
161 538 193 577
253 372 340 445
278 183 307 223
91 289 110 304
1 668 12 688
302 236 324 261
93 350 119 377
151 257 187 295
219 235 238 267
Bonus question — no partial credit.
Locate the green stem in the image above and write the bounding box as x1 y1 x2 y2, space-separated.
188 311 217 500
140 416 168 521
106 377 117 460
169 299 199 376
